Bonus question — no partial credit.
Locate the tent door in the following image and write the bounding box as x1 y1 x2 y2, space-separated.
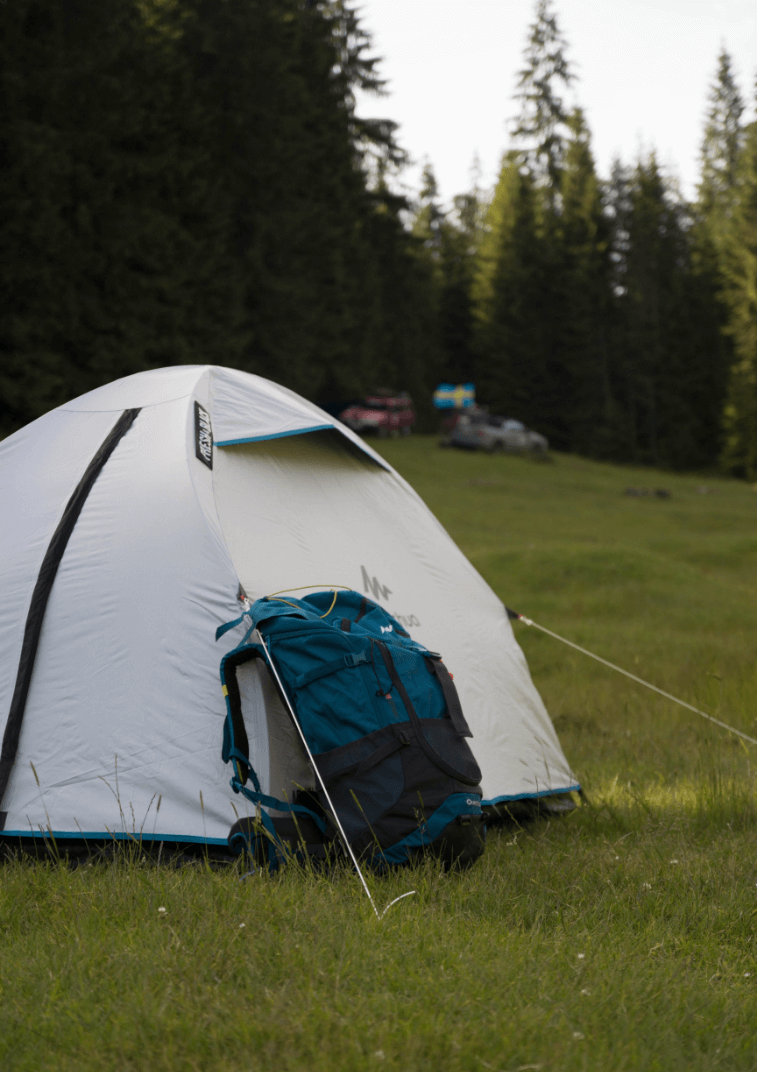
234 659 315 803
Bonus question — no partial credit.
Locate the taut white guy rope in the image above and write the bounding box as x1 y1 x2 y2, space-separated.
507 608 757 748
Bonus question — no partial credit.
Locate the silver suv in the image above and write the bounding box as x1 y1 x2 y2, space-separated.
445 411 548 454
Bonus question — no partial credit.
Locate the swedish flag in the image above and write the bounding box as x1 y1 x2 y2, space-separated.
433 383 475 409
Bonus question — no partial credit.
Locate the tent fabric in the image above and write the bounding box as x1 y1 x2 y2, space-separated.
0 366 577 845
59 363 391 470
0 408 140 804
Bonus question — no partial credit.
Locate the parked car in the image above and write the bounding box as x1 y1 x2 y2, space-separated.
338 392 415 437
443 409 548 454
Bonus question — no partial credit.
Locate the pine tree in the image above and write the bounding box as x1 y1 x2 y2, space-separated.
473 153 551 427
622 156 680 463
437 167 484 384
721 113 757 477
512 0 574 195
0 0 231 432
475 1 605 451
608 154 723 468
687 49 744 468
323 0 406 175
411 163 445 272
698 48 744 238
557 108 614 453
363 183 444 421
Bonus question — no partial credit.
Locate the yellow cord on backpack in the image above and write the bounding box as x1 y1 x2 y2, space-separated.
265 584 348 618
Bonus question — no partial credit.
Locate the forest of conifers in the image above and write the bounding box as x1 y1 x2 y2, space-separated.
2 0 756 475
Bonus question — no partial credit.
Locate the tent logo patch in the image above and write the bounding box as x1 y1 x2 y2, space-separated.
361 566 420 628
361 565 391 602
194 401 213 469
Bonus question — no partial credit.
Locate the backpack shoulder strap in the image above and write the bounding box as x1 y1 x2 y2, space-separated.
220 644 262 785
230 777 326 835
374 640 479 784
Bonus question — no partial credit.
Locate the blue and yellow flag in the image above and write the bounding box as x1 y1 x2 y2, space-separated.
433 383 475 409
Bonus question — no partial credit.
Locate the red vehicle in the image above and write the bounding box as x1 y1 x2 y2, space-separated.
338 391 415 437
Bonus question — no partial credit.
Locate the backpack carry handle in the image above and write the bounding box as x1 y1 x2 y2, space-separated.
424 656 472 738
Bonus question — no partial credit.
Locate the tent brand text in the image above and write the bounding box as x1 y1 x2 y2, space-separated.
194 401 213 469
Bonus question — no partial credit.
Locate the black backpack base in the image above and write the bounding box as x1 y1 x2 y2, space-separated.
408 813 486 871
228 813 332 871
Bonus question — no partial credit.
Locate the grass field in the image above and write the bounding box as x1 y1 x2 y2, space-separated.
2 437 757 1071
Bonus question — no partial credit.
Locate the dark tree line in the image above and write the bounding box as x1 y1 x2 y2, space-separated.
0 0 439 435
2 0 756 474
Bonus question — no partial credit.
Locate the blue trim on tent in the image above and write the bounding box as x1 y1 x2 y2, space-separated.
0 829 228 846
215 423 392 471
482 784 581 806
216 425 333 446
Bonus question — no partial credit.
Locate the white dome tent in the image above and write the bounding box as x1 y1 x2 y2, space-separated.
0 366 577 848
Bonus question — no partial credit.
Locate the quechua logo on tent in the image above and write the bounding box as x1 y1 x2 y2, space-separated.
361 565 391 602
194 401 213 469
360 566 420 628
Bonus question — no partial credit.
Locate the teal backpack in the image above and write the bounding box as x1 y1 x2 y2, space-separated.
217 590 485 870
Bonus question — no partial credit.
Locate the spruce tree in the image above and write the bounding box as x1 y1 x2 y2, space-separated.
721 111 757 477
609 154 722 468
698 48 744 237
363 183 444 421
324 0 405 174
557 108 614 454
512 0 574 195
475 0 597 450
411 163 445 274
687 49 744 468
437 169 484 385
0 0 231 432
622 156 679 463
473 154 551 428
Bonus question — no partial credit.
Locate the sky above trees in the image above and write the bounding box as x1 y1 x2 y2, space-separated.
354 0 757 204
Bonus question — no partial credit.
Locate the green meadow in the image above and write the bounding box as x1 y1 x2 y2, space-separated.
2 437 757 1071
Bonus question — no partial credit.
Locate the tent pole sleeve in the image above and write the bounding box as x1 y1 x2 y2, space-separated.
0 408 141 818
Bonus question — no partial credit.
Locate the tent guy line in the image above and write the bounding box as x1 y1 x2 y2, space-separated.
506 608 757 748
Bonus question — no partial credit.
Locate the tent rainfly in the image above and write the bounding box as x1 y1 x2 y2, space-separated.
0 366 578 848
